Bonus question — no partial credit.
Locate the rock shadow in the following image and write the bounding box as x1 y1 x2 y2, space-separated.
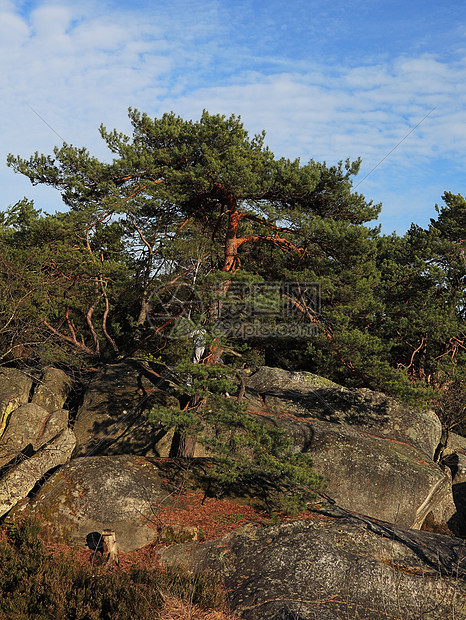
246 385 391 426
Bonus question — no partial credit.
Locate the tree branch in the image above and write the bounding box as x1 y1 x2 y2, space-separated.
86 298 102 355
99 277 119 352
42 319 96 355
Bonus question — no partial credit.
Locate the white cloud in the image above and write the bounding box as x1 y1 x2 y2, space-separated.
0 10 30 45
164 59 463 170
1 0 465 234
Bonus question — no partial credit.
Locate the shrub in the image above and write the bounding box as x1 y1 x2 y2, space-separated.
0 518 233 619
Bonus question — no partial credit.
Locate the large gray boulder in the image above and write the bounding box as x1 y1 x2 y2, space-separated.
245 366 442 458
254 410 456 530
12 455 266 552
160 512 466 620
72 363 178 458
243 367 455 531
0 367 34 431
13 455 195 552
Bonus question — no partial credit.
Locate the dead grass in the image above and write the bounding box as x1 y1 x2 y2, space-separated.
156 594 239 619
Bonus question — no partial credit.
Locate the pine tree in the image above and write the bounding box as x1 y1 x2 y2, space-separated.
374 193 465 396
7 110 380 365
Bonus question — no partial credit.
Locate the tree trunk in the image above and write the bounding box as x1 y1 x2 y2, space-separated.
170 433 197 458
137 286 152 325
102 530 119 565
169 392 205 458
223 210 241 272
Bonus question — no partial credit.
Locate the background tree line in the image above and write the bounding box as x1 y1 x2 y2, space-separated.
1 110 464 416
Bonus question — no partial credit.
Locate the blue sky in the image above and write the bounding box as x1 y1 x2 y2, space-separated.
1 0 466 234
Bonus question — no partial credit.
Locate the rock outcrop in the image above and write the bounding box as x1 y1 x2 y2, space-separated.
72 362 179 458
160 511 466 620
11 455 214 552
0 363 462 537
0 367 34 432
243 366 457 531
0 428 75 516
1 362 465 619
0 366 75 517
30 367 73 413
0 404 69 468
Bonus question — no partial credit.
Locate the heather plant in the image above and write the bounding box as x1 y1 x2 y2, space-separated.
0 518 232 620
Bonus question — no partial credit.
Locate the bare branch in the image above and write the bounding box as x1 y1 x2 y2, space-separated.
99 277 119 352
42 319 96 355
86 298 102 355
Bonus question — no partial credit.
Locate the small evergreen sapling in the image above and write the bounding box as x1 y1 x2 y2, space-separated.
148 361 324 513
